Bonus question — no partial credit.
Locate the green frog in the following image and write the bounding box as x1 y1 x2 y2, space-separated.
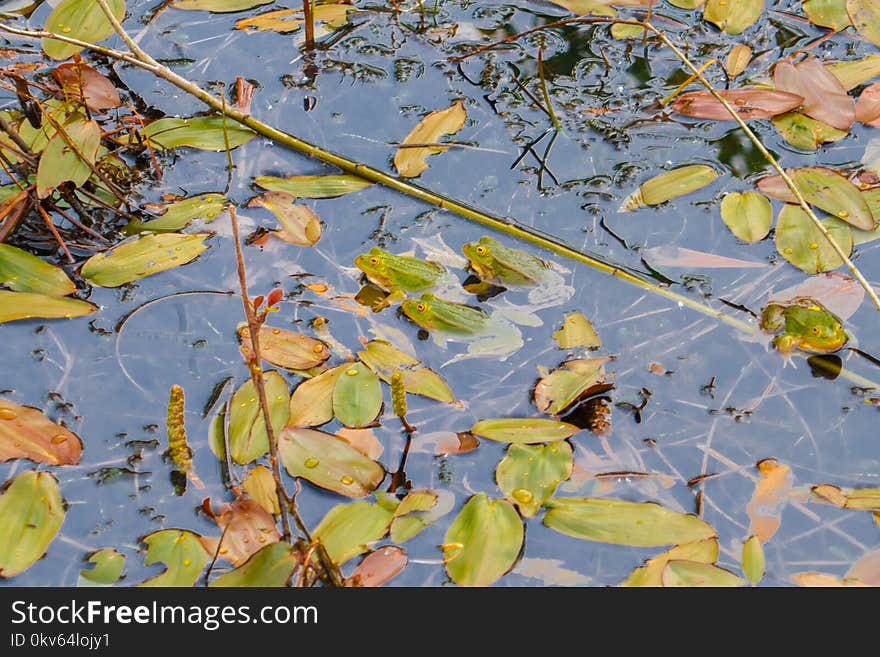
354 247 448 311
401 293 523 363
759 296 849 357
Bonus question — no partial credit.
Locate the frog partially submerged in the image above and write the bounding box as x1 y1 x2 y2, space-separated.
354 247 449 311
759 296 849 358
401 293 523 363
461 236 573 308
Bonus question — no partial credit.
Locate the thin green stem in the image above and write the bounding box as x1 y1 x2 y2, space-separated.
537 47 561 131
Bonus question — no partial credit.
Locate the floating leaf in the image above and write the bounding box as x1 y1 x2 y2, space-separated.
774 205 853 274
247 192 322 246
0 399 82 465
496 443 573 518
856 82 880 127
666 0 704 7
394 100 467 178
804 0 852 29
774 58 854 131
534 358 611 416
703 0 763 34
619 164 718 211
236 8 302 32
661 561 744 587
0 291 97 324
726 44 752 76
643 245 767 269
621 538 719 586
771 112 848 150
332 362 382 428
544 497 716 546
124 194 228 234
0 243 75 296
173 0 272 10
36 118 101 198
287 365 346 428
227 371 289 464
812 484 880 511
337 427 384 460
238 324 331 371
138 529 209 587
345 546 407 587
313 501 394 565
769 272 863 321
847 0 880 46
209 542 300 587
670 89 805 121
41 0 126 60
201 498 280 566
609 23 646 39
80 233 210 287
826 54 880 91
278 427 384 498
254 174 373 198
742 535 765 585
0 471 65 578
390 489 455 543
50 62 121 110
358 340 453 402
141 116 256 151
552 312 601 349
746 458 792 544
470 418 580 443
845 549 880 586
78 548 125 586
720 191 772 243
443 494 523 587
242 465 280 515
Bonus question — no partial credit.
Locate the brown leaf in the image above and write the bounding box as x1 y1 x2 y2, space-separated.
856 81 880 127
648 363 672 375
0 399 83 465
791 572 867 587
200 498 280 566
50 62 121 110
344 546 407 587
773 58 855 131
810 484 848 507
671 89 804 120
393 100 467 178
746 458 792 543
235 76 255 114
238 324 331 371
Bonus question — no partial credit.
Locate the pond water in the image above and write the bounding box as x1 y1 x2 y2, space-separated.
1 0 879 587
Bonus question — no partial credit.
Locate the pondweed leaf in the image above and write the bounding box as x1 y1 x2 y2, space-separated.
0 291 97 324
847 0 880 46
725 44 752 77
845 549 880 586
773 58 855 131
771 112 848 150
826 54 880 91
225 372 289 464
720 191 772 243
200 498 280 566
50 62 121 110
0 399 83 465
390 489 455 543
238 324 331 371
496 443 573 518
78 549 125 587
358 340 454 403
703 0 763 34
671 89 804 121
552 312 600 350
742 535 765 585
0 471 65 578
209 543 300 587
534 358 611 416
774 205 853 274
124 194 228 234
80 233 210 287
236 8 303 32
313 501 394 565
138 529 209 587
41 0 126 60
661 561 744 587
332 362 383 428
747 459 792 544
254 174 373 198
394 100 467 178
804 0 852 29
619 164 718 211
345 546 407 587
287 365 346 428
247 192 322 246
856 82 880 127
621 538 719 586
36 118 101 198
242 465 280 515
140 116 256 150
0 244 75 296
172 0 272 11
470 417 580 443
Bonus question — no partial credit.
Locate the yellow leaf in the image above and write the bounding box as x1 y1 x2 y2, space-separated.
394 101 467 178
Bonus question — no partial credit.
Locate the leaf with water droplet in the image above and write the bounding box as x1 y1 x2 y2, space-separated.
41 0 126 60
287 365 346 428
332 362 382 428
358 340 453 403
247 192 322 246
0 244 75 296
0 398 83 465
345 546 407 587
619 165 718 211
0 471 65 579
200 498 280 566
226 372 289 464
313 501 394 565
394 100 467 178
543 497 716 546
774 204 853 274
78 548 125 587
278 427 384 497
238 324 331 371
443 494 523 587
209 542 300 587
124 194 228 234
496 443 573 518
138 530 209 587
621 538 719 586
390 489 455 543
720 191 772 243
470 417 580 443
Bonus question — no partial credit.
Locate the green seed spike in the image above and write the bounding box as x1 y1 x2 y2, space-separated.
391 370 416 433
166 384 204 491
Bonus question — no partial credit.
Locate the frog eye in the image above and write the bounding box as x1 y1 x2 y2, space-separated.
416 302 427 313
369 257 380 265
475 245 488 256
811 326 821 335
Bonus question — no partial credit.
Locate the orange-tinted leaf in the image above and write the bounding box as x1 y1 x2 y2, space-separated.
845 549 880 585
773 58 855 131
200 498 280 566
769 272 863 321
393 101 467 178
337 428 384 460
746 458 792 543
410 431 480 456
238 324 331 371
247 192 322 246
726 45 752 77
0 399 82 465
856 81 880 127
345 546 407 587
50 63 121 110
811 483 848 507
791 572 867 586
671 89 804 120
642 245 767 269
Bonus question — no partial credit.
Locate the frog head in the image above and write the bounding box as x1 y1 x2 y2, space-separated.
461 237 499 281
354 247 396 288
780 300 849 354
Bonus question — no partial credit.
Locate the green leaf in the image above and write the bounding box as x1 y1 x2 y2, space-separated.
247 192 322 246
227 371 289 464
470 417 580 443
141 116 256 151
666 0 704 7
124 193 228 234
36 118 101 199
394 101 468 178
621 538 719 586
138 529 209 587
533 358 610 416
552 312 601 349
496 443 573 518
719 191 772 243
78 548 125 586
661 560 745 587
804 0 852 29
774 205 853 274
0 290 97 324
278 427 385 498
742 535 765 585
358 340 453 403
238 324 331 371
80 233 210 287
254 174 373 198
543 497 717 547
785 167 873 230
827 54 880 91
313 501 394 565
332 362 383 428
0 471 65 578
390 489 455 543
852 189 880 244
235 8 302 32
242 465 280 515
609 23 646 39
847 0 880 46
443 494 523 587
0 243 75 296
287 365 346 427
0 398 83 465
172 0 272 11
620 164 718 211
771 112 848 151
209 543 300 587
703 0 763 34
42 0 126 60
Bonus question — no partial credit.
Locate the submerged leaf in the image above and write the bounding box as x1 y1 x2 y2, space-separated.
141 116 256 151
236 8 302 32
0 291 97 324
390 489 455 543
0 399 82 465
0 471 65 578
496 443 573 518
254 174 373 198
313 501 394 565
661 560 744 587
470 418 580 443
534 357 611 416
0 244 75 296
80 233 210 287
394 100 467 178
774 205 853 274
720 191 772 243
41 0 126 60
619 165 718 211
746 458 792 544
209 542 300 587
138 529 209 587
443 494 523 587
671 89 804 121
